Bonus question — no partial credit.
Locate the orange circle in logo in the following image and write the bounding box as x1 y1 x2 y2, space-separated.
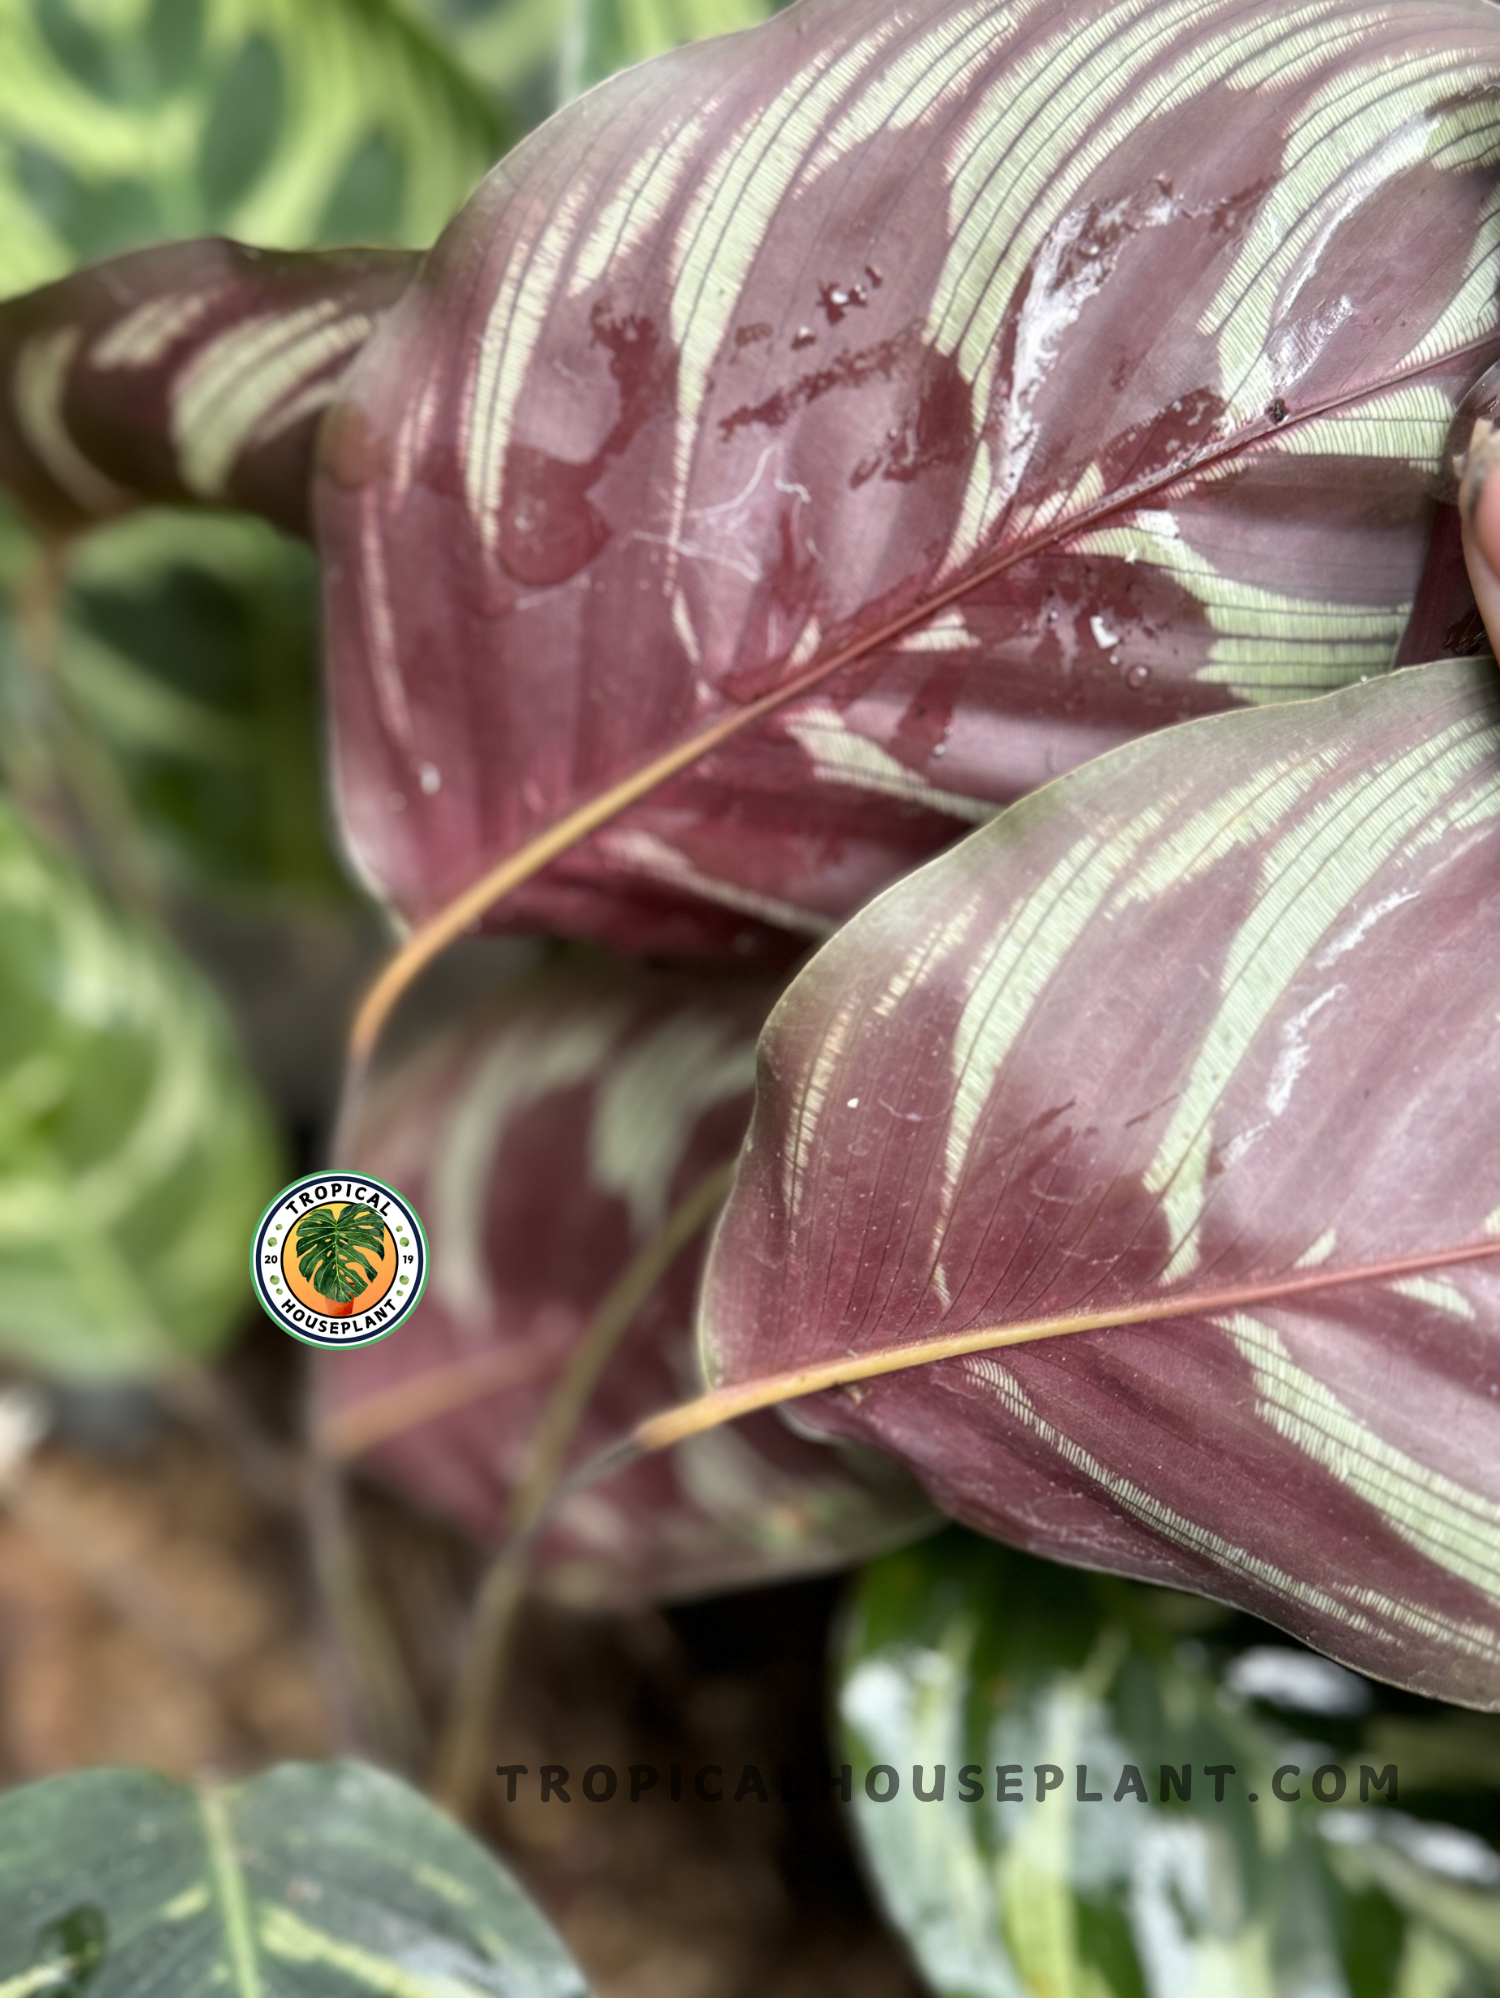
251 1173 428 1347
280 1201 400 1319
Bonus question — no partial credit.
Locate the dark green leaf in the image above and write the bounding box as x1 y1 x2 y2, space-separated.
143 0 205 96
0 0 502 297
0 507 355 900
841 1532 1500 1998
315 130 408 247
12 147 163 266
295 1203 387 1304
0 1759 586 1996
34 0 119 104
196 34 284 219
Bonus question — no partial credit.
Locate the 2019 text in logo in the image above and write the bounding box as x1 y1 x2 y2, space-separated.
250 1174 427 1347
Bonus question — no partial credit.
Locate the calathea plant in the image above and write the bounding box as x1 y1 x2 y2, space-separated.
2 0 1500 1984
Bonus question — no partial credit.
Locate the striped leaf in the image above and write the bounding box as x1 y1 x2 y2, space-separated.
0 238 416 536
317 966 933 1604
841 1530 1500 1999
0 797 279 1377
0 0 506 534
695 656 1500 1705
0 1759 584 1997
318 0 1500 961
0 0 501 298
0 510 354 899
560 0 783 103
405 0 780 127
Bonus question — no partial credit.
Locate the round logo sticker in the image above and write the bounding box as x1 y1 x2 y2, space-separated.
250 1173 427 1347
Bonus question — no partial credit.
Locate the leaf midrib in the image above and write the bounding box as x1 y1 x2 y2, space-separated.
634 1235 1500 1450
347 335 1493 1068
197 1780 261 1998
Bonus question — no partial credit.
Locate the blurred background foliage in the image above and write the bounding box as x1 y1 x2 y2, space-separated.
0 0 780 1382
1 5 1499 1998
843 1533 1500 2000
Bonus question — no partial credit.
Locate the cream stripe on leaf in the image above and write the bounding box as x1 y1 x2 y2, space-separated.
967 1357 1500 1668
430 1005 631 1322
1144 717 1500 1281
964 1359 1379 1639
930 0 1370 565
1204 58 1500 418
805 1 1008 180
568 108 713 299
171 303 377 500
13 329 126 515
1256 381 1456 468
1071 516 1410 704
936 799 1177 1295
464 180 592 558
590 1014 757 1235
698 662 1500 1705
783 701 997 823
1222 1312 1500 1604
667 24 897 513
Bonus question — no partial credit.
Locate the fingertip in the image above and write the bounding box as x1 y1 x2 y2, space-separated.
1475 439 1500 581
1457 418 1500 653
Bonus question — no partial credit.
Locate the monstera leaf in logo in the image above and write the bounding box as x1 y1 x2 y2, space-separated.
296 1203 387 1316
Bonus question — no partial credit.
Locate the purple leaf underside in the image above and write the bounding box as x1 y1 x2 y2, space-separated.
320 0 1500 959
699 657 1500 1706
317 968 933 1606
0 240 415 538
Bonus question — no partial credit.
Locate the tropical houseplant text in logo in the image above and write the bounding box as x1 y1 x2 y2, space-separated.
250 1174 427 1347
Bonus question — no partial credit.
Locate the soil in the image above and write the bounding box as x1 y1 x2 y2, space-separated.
0 1335 924 1997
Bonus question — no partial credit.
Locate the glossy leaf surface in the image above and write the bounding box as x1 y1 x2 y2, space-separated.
321 0 1500 961
841 1530 1500 1998
0 797 278 1377
318 966 933 1604
0 1758 585 1996
699 658 1500 1704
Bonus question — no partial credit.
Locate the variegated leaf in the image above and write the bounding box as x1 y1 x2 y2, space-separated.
560 0 783 103
0 509 351 898
0 0 506 533
317 966 933 1604
0 796 279 1377
405 0 779 126
0 1760 584 1997
697 656 1500 1706
0 0 502 298
842 1530 1500 1998
318 0 1500 961
0 238 415 536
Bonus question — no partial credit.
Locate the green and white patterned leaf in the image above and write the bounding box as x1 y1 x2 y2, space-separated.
559 0 781 104
840 1530 1500 1998
0 0 503 300
698 656 1500 1704
0 505 352 899
0 795 278 1377
0 1759 586 1997
404 0 779 130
